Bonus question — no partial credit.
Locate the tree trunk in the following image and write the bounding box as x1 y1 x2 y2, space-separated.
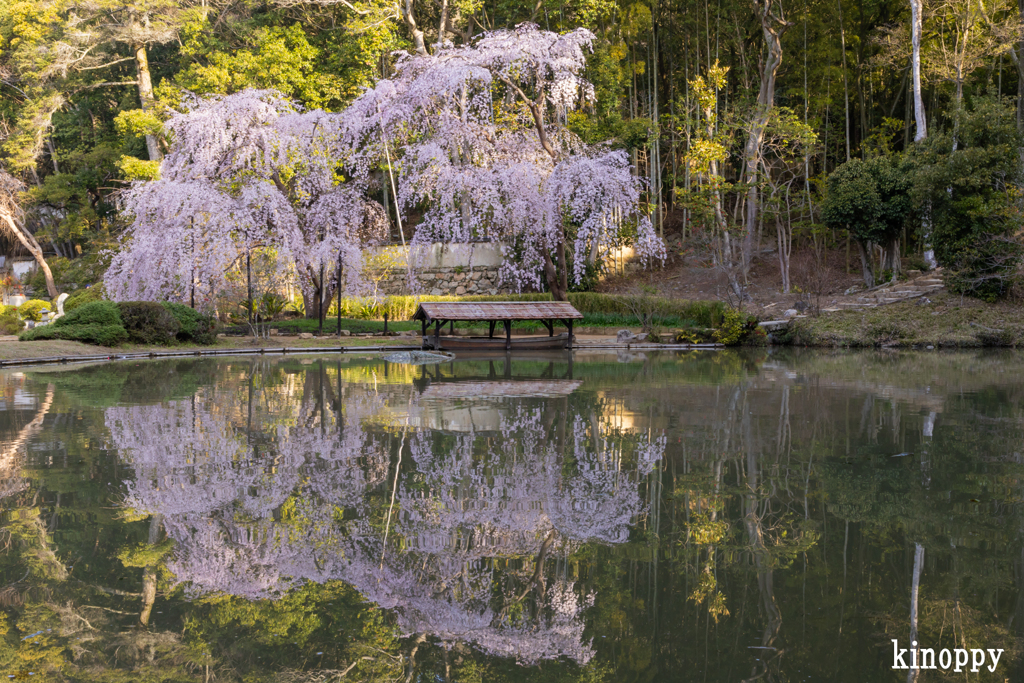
777 205 792 293
838 0 852 162
139 513 164 627
401 0 428 56
881 237 901 280
741 0 789 277
1 212 58 299
910 0 926 143
134 44 162 162
1015 0 1024 135
857 239 875 287
544 251 567 301
909 0 936 270
907 543 924 683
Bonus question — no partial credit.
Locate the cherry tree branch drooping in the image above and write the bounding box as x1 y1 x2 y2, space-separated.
341 23 665 298
105 89 388 311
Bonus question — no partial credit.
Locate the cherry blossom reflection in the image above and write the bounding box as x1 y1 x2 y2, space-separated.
108 366 664 665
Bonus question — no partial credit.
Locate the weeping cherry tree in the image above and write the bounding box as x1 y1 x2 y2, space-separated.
105 89 388 314
341 23 665 300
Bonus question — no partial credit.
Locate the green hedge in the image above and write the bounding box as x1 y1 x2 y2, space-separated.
331 293 724 328
22 300 217 347
18 299 51 322
119 302 180 344
161 302 217 344
55 301 122 328
0 307 21 335
20 323 128 347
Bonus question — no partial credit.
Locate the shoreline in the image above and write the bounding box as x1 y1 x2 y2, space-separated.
0 333 727 368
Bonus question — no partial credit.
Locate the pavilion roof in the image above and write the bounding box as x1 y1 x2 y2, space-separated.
411 301 583 323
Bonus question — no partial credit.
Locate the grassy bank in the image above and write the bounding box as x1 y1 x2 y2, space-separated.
222 311 713 336
783 292 1024 347
327 292 725 326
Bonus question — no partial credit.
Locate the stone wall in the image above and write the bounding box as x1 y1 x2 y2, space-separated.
366 242 509 296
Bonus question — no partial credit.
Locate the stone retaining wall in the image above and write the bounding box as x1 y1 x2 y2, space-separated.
366 243 509 296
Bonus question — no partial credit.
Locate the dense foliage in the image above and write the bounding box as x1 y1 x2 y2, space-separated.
913 100 1024 300
822 154 915 285
2 354 1024 679
2 0 1024 303
20 299 216 346
117 301 180 344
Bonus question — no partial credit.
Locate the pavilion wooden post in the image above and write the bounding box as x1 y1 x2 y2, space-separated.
434 320 443 349
488 321 496 338
504 319 512 351
540 320 554 336
565 319 574 349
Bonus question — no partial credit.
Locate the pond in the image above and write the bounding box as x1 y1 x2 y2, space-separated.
0 349 1022 682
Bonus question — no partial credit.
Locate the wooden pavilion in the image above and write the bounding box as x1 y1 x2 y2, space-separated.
411 301 583 351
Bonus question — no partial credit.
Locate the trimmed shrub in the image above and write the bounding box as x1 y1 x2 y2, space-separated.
117 301 180 344
19 323 129 347
64 286 105 313
0 308 21 335
19 326 58 342
58 324 129 347
55 301 122 328
19 299 52 322
161 302 217 344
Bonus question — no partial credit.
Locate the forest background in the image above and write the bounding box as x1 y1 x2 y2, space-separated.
2 0 1023 308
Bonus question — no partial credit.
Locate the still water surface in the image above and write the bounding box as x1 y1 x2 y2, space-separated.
0 349 1021 682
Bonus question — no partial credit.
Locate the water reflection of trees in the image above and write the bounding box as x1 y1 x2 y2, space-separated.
647 353 1024 682
108 360 666 668
3 351 1024 681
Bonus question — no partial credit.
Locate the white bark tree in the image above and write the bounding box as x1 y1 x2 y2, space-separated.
0 169 58 298
741 0 791 278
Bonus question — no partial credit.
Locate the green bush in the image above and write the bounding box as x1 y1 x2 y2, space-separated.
674 328 715 344
0 309 21 335
58 324 129 347
712 309 759 346
19 299 52 322
55 301 122 328
34 299 215 347
20 323 128 346
161 302 217 344
327 292 724 327
117 301 180 344
64 286 105 312
913 98 1024 300
19 326 58 342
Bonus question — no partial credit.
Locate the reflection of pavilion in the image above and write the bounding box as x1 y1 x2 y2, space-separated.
410 358 579 432
420 379 581 400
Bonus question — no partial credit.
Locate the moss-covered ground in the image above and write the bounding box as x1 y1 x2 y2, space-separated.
784 291 1024 347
